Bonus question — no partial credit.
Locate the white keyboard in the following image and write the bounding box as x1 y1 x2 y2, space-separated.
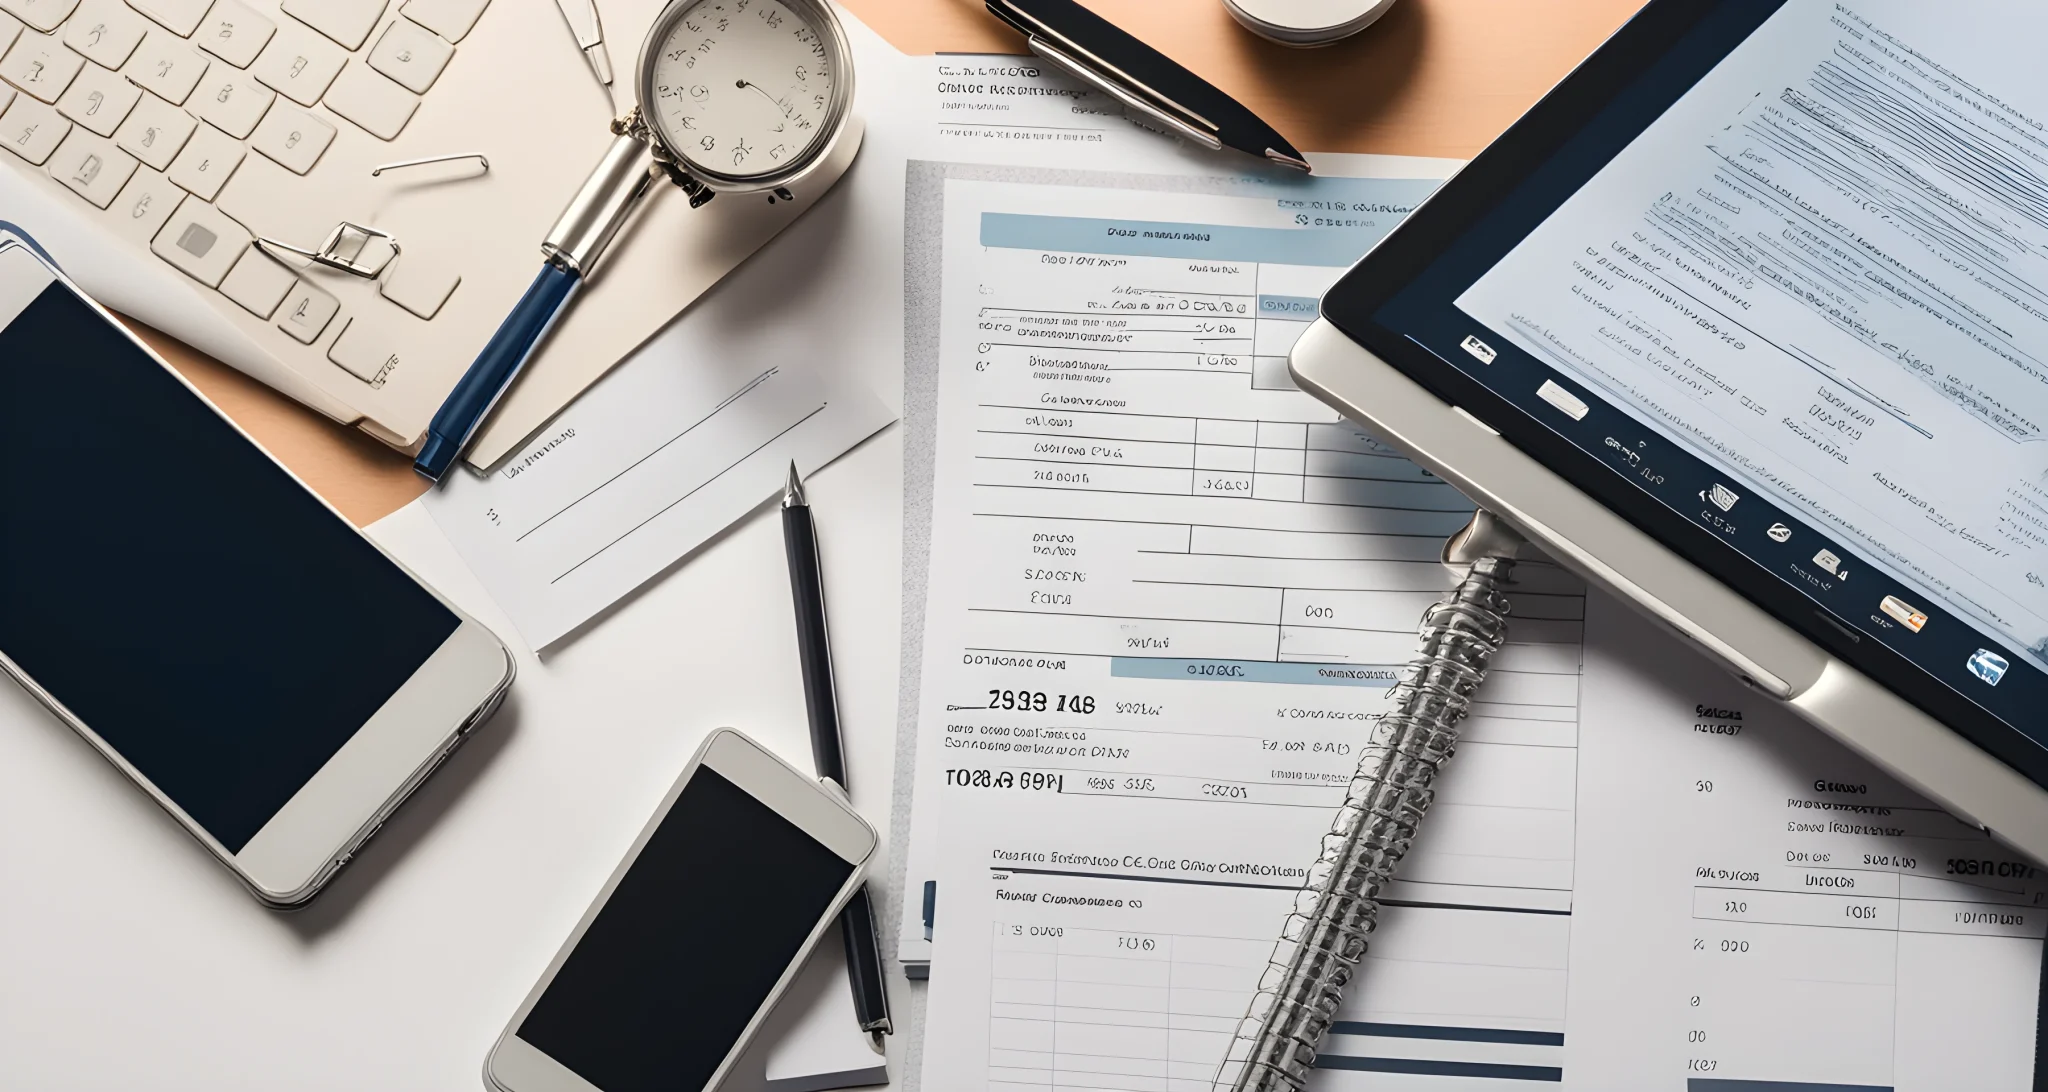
0 0 631 450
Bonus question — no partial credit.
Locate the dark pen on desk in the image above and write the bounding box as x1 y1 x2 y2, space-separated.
983 0 1311 172
782 462 894 1049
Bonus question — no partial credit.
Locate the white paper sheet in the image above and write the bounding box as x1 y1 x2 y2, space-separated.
423 358 893 649
900 167 1597 1088
888 160 1473 971
917 594 2048 1091
1559 595 2044 1090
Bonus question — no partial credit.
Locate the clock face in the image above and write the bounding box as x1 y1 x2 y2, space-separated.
644 0 840 182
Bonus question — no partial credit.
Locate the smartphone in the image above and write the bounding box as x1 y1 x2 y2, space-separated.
484 729 878 1092
0 236 515 907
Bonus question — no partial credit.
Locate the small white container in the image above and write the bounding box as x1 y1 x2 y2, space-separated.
1222 0 1398 46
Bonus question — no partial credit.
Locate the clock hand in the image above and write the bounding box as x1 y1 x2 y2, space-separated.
736 79 792 117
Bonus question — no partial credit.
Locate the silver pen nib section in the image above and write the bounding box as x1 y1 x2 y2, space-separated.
1264 147 1312 173
1209 554 1516 1092
783 460 807 508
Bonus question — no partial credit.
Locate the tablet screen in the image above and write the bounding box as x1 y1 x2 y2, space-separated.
1457 0 2048 681
1332 0 2048 755
0 276 459 852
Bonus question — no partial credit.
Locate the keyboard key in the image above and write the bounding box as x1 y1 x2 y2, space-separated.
124 29 206 103
64 0 146 68
327 316 398 383
366 18 448 94
276 278 336 342
280 0 383 51
105 164 181 241
54 58 136 134
322 60 412 139
247 98 327 173
46 125 134 205
399 0 484 42
0 12 18 55
250 19 340 105
126 0 210 36
111 86 188 166
2 30 84 102
0 80 12 114
0 91 67 161
195 0 271 68
150 195 246 285
164 118 239 197
215 146 320 238
218 243 294 317
190 65 270 136
379 251 456 318
0 0 79 33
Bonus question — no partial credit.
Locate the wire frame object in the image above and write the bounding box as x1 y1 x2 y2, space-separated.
1209 555 1517 1091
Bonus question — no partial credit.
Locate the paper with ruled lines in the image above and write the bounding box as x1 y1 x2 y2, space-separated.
423 356 892 649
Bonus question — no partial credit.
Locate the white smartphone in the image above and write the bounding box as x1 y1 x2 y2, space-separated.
0 236 515 907
484 729 878 1092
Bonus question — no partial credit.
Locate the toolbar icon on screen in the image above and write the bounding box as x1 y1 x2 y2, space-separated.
1968 649 2010 686
1880 595 1927 633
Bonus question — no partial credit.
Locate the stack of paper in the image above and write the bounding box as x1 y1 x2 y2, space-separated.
883 126 2048 1091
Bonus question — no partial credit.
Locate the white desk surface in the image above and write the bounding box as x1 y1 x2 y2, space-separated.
0 428 910 1089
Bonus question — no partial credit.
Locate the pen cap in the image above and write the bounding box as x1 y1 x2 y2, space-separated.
1221 0 1397 46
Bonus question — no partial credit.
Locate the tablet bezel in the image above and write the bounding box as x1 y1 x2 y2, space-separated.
1312 0 2048 785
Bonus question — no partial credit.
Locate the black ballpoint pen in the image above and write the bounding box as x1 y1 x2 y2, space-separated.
984 0 1311 172
781 463 893 1049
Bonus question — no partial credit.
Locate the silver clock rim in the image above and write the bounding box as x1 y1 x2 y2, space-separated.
635 0 856 192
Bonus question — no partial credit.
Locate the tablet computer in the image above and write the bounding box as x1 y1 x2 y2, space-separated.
1292 0 2048 858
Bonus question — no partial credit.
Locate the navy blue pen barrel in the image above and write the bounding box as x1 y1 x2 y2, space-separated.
415 262 581 480
782 503 849 787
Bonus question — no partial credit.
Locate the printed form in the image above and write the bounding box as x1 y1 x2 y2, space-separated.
899 170 2047 1089
898 167 1593 1084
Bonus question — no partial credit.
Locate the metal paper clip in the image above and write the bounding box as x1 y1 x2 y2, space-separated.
370 153 492 178
257 222 401 279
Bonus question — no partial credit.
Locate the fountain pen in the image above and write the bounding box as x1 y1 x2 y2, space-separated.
985 0 1311 172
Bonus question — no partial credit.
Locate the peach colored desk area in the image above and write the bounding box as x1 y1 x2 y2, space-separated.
135 0 1646 528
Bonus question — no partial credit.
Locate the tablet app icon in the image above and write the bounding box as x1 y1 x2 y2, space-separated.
1767 523 1792 543
1813 548 1845 579
1706 483 1739 512
1460 335 1497 364
1967 649 2010 686
1879 595 1927 632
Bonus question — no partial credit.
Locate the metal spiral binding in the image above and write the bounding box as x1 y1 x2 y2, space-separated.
1210 553 1517 1092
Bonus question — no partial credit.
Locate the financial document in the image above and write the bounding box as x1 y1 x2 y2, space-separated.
1564 597 2044 1090
894 165 1597 1083
425 356 892 649
1457 0 2048 670
894 168 2046 1090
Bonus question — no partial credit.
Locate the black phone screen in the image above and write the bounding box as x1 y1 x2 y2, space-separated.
516 766 855 1092
0 275 459 853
